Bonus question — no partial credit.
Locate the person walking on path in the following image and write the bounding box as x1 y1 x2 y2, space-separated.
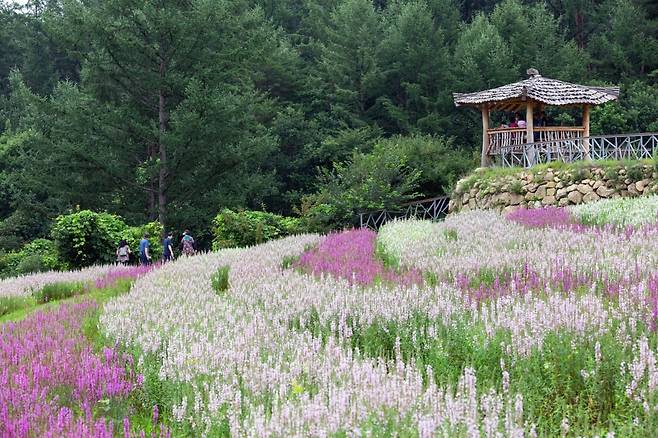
116 239 131 265
163 232 174 262
139 233 151 265
181 230 196 256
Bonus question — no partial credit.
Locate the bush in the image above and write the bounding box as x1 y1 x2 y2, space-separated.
0 238 64 277
51 210 127 268
51 210 163 267
299 143 421 231
300 134 474 231
210 266 230 294
122 221 164 262
33 281 86 304
212 209 300 249
16 254 47 274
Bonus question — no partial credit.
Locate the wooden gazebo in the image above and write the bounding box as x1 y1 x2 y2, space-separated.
453 69 619 167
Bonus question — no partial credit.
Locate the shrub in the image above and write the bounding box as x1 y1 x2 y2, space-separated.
33 281 86 304
212 209 300 249
626 164 645 181
52 210 163 267
22 239 62 270
299 141 422 231
16 254 47 274
122 221 164 262
52 210 127 268
509 180 525 195
0 238 64 277
210 266 230 294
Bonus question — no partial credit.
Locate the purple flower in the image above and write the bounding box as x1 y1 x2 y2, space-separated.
295 229 422 287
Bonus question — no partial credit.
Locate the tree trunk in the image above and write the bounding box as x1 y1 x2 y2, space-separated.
576 11 585 49
148 143 157 221
158 56 168 230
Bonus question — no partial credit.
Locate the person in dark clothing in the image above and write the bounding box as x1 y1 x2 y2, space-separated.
163 232 174 262
139 233 151 265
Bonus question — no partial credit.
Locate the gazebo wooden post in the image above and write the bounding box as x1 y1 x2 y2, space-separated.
481 104 491 167
525 101 534 144
525 101 535 165
582 104 591 160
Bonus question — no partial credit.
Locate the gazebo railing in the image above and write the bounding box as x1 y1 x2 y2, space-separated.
487 128 526 154
536 126 585 144
498 132 658 168
358 196 450 230
487 126 584 155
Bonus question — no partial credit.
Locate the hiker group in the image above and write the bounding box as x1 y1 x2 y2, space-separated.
115 230 196 265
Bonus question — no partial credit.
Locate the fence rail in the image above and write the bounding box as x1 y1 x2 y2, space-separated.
358 196 450 230
498 132 658 168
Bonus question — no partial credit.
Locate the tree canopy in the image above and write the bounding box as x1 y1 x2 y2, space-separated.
0 0 657 248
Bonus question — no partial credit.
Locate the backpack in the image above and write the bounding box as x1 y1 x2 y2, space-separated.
118 246 129 257
182 236 195 255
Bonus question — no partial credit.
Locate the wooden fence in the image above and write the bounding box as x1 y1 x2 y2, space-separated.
358 196 450 230
498 132 658 168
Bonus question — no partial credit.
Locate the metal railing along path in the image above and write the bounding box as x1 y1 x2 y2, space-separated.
358 196 450 230
497 132 658 168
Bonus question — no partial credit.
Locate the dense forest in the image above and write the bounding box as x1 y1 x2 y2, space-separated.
1 0 657 252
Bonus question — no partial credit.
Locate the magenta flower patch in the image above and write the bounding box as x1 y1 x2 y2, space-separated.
0 301 152 437
295 229 422 287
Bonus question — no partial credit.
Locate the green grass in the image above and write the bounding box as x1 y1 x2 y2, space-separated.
281 254 299 270
0 279 133 324
33 281 87 304
0 283 81 322
0 296 33 318
375 241 401 270
211 265 231 294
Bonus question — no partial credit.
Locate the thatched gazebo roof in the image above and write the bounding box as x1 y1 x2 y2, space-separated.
453 68 621 167
453 70 619 109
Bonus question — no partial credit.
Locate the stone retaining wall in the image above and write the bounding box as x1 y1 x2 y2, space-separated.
449 163 658 214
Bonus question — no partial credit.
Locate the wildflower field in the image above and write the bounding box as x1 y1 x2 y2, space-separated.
4 197 658 436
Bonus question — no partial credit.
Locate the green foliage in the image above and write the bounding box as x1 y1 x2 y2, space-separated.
301 134 474 231
453 14 516 92
211 266 231 294
0 0 658 241
281 255 299 270
122 222 164 262
51 210 162 268
51 210 127 268
591 82 658 135
626 164 645 181
509 180 525 195
0 296 32 317
33 281 86 304
212 209 300 250
0 238 64 278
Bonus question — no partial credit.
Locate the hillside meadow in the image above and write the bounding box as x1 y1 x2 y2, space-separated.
2 196 658 436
